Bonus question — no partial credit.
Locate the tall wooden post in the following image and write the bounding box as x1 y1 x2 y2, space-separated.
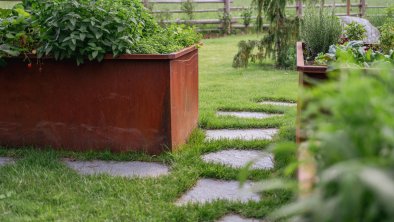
143 0 149 8
296 0 303 18
347 0 351 16
360 0 366 17
224 0 231 35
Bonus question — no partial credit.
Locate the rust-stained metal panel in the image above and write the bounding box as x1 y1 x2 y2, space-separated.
169 49 199 149
0 47 199 154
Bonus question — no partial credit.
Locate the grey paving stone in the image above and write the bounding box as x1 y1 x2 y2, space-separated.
176 179 260 205
64 160 169 178
218 214 264 222
216 111 283 119
205 129 278 141
202 149 274 170
0 157 14 166
259 101 296 107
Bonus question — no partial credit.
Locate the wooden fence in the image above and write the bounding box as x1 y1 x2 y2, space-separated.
143 0 389 32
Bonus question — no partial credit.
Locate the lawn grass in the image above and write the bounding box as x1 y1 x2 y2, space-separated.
0 34 299 221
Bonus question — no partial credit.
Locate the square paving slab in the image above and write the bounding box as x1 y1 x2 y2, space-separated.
202 149 274 170
218 214 264 222
0 157 14 166
64 160 169 178
176 179 260 205
259 101 296 107
205 129 278 141
216 111 283 119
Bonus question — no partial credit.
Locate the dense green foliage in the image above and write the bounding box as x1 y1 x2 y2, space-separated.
314 41 394 66
0 0 201 65
301 5 342 58
344 21 366 41
0 5 37 65
379 20 394 54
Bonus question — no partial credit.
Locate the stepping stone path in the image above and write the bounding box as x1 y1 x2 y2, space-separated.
0 157 14 166
202 149 274 170
259 101 296 107
216 111 283 119
64 160 169 178
218 214 264 222
176 179 260 205
205 129 278 141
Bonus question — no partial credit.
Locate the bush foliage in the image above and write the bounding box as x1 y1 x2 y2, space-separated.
344 21 366 41
300 5 342 58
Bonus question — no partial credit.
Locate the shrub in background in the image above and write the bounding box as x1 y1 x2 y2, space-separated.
241 8 253 29
379 20 394 54
301 5 342 58
181 0 195 21
344 21 366 41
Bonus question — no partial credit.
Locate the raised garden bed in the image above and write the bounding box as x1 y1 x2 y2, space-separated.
0 46 199 154
296 42 328 87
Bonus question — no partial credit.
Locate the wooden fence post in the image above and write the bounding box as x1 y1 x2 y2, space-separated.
143 0 149 8
360 0 366 17
347 0 351 16
224 0 231 34
296 0 303 18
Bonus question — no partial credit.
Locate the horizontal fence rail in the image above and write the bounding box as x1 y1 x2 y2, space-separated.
142 0 389 32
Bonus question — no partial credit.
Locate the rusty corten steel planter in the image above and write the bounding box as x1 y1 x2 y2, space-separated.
296 42 328 87
0 46 199 154
296 42 325 195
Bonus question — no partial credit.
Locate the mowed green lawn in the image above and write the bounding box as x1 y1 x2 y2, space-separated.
0 35 299 221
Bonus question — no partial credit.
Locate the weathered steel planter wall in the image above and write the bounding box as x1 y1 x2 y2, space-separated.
296 42 326 195
296 42 328 87
0 46 199 154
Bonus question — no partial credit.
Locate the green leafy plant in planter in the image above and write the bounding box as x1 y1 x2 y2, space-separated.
0 0 201 66
301 4 342 59
344 21 366 41
314 41 394 66
0 5 38 66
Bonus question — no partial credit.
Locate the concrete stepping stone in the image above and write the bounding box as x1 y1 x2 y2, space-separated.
0 157 14 166
205 129 278 141
218 214 264 222
64 160 169 178
216 111 283 119
259 101 296 107
176 179 260 205
202 149 274 170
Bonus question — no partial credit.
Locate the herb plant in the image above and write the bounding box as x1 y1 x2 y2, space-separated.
344 21 366 41
301 5 342 58
315 41 394 66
